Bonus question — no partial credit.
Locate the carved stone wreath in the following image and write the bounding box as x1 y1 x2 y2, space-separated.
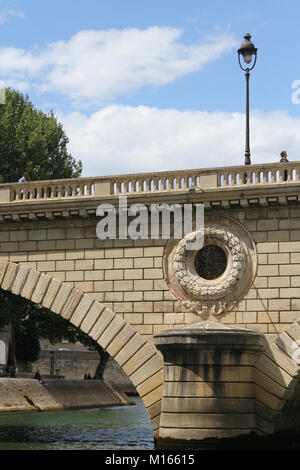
174 228 246 300
164 217 257 316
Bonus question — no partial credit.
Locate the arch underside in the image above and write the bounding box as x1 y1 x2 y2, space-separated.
253 319 300 434
0 258 163 437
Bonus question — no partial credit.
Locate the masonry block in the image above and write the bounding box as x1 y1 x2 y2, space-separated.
61 289 84 321
79 301 105 334
11 265 30 295
30 273 51 304
51 283 73 314
1 262 19 291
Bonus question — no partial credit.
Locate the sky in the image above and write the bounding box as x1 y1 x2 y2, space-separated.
0 0 299 177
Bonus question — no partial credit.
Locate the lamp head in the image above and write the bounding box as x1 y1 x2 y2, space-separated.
238 33 257 66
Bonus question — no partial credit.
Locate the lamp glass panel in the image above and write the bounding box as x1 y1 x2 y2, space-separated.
243 52 253 64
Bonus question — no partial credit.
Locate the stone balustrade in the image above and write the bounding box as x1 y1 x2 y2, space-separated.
0 161 299 203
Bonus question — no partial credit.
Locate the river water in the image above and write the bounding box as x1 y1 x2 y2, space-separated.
0 396 155 450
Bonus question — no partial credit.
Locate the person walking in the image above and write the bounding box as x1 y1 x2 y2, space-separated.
18 172 30 183
280 151 289 181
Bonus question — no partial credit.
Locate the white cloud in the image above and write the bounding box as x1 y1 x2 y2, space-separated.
0 8 24 24
0 27 237 107
57 105 300 177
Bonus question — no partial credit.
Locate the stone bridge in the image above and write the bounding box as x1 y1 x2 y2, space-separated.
0 160 300 447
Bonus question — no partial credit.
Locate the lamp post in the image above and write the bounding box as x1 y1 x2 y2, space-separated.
238 33 258 165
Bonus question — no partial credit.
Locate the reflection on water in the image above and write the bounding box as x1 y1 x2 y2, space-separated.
0 397 155 450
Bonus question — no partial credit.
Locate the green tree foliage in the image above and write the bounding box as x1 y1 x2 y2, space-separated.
0 89 109 374
0 88 82 183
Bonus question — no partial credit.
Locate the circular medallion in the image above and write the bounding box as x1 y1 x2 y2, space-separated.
163 216 257 316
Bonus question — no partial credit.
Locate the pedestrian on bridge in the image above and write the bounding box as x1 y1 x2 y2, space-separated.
280 151 289 181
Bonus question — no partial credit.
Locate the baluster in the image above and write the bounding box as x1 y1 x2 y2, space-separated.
15 187 20 201
122 180 127 194
125 180 130 194
278 168 284 183
189 175 196 188
270 170 275 183
37 186 42 199
116 181 122 194
145 179 149 191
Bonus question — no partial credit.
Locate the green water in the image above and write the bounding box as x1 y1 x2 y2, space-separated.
0 397 155 450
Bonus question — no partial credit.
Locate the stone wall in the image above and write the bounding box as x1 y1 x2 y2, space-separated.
30 349 100 379
0 203 299 339
0 378 132 412
29 350 136 394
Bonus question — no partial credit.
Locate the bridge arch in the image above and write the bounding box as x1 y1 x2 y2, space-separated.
253 319 300 434
0 258 163 438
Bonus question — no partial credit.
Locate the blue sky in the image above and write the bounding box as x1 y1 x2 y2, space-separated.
0 0 299 176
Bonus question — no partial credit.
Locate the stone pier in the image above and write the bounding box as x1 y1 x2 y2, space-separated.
154 321 265 448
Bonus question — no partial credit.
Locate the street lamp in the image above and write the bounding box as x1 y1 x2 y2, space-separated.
238 33 258 165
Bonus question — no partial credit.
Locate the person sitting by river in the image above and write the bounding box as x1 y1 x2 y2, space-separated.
34 370 44 384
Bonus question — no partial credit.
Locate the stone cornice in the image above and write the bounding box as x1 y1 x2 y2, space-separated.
0 181 298 222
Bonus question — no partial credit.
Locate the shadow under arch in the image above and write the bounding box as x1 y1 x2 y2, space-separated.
253 319 300 435
0 258 163 439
